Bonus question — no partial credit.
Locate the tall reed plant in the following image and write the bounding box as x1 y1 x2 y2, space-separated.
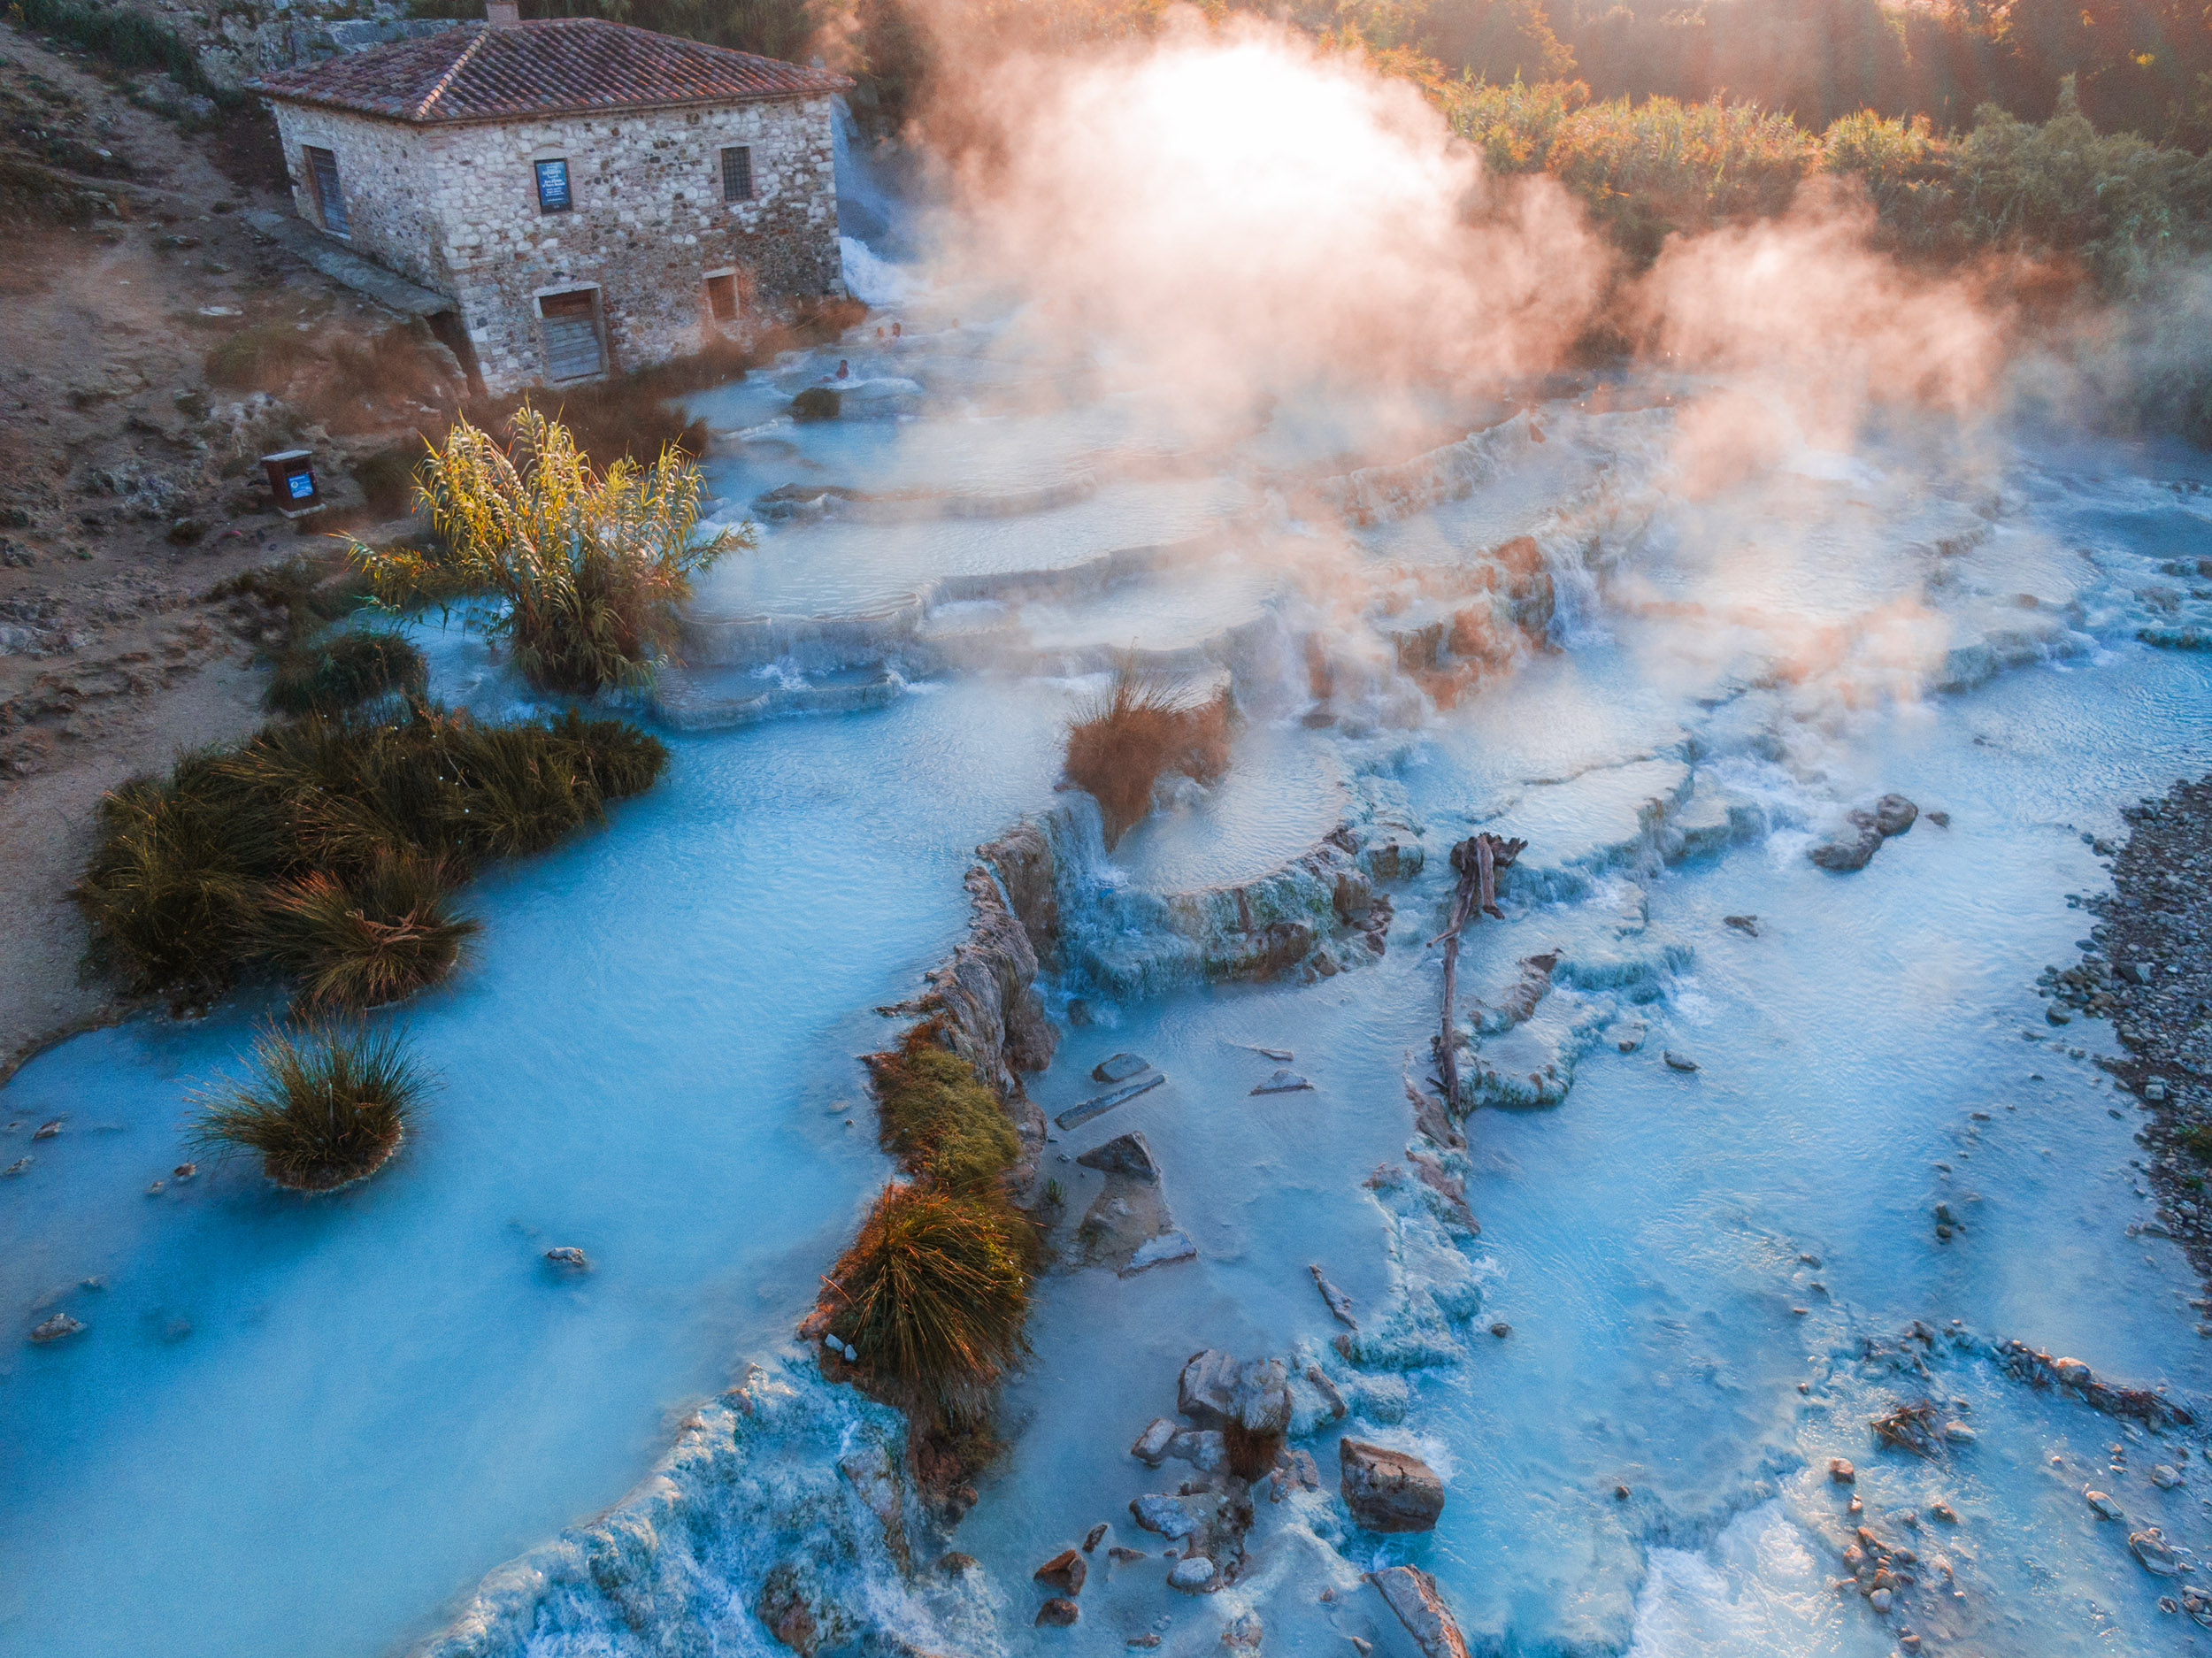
349 404 753 694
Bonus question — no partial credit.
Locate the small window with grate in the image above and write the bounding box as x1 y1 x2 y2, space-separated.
304 146 348 235
720 145 753 204
704 273 738 323
535 157 572 213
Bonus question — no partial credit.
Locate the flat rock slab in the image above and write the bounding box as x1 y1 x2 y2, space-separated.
1093 1052 1153 1083
1056 1071 1164 1131
1250 1068 1313 1094
1373 1565 1471 1658
1126 1230 1196 1274
1077 1132 1162 1181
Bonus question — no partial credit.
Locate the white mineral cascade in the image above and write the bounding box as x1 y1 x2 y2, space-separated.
2 235 2210 1658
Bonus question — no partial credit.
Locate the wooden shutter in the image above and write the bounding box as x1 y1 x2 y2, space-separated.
539 290 604 382
306 147 348 235
705 273 737 322
720 145 752 203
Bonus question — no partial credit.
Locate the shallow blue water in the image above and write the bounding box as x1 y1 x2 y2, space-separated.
4 281 2210 1658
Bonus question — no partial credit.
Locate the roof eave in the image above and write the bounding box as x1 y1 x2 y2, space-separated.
249 77 855 127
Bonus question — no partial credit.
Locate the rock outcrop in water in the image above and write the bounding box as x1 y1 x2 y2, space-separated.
1340 1439 1447 1532
981 780 1426 998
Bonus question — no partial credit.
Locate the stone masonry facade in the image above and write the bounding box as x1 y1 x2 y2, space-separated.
267 94 841 393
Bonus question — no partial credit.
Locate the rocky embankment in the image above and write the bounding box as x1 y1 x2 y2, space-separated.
2047 776 2212 1298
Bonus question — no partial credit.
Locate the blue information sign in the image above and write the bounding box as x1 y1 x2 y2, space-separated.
535 158 571 212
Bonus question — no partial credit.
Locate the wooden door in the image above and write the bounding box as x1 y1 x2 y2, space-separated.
539 289 605 382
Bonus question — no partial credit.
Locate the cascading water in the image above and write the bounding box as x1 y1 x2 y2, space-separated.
4 203 2212 1658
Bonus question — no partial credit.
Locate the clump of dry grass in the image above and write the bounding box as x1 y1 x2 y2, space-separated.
189 1021 429 1192
826 1181 1034 1424
265 848 476 1013
1064 664 1233 848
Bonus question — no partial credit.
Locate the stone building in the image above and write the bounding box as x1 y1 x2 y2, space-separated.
251 3 849 393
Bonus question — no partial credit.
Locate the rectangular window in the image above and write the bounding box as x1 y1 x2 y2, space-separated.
304 146 348 235
535 157 572 212
720 145 753 203
704 273 737 323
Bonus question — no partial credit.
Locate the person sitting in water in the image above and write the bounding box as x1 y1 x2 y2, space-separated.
891 321 902 338
836 359 849 380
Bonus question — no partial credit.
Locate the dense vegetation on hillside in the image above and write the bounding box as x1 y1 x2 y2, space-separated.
437 0 2212 150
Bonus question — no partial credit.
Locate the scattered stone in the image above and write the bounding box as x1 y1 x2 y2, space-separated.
1035 1549 1087 1595
29 1313 83 1344
1128 1637 1162 1650
1614 1484 1630 1500
33 1119 61 1140
1222 1610 1263 1648
1348 1641 1372 1658
1930 1501 1958 1524
1094 1053 1152 1084
1129 1231 1198 1271
1873 794 1919 835
1084 1523 1109 1552
1340 1439 1447 1532
173 1163 196 1181
1133 1417 1179 1467
938 1552 978 1574
1663 1049 1699 1072
1035 1596 1080 1626
2085 1487 2125 1519
2131 1526 2185 1575
1109 1546 1145 1563
1078 1132 1162 1182
1310 1264 1357 1328
1250 1068 1312 1094
1372 1565 1471 1658
2152 1463 2184 1489
1167 1428 1227 1471
1168 1556 1218 1593
1870 1587 1893 1614
1926 810 1951 827
543 1247 589 1269
144 1180 163 1194
1228 1043 1294 1063
1943 1421 1977 1445
1724 914 1760 936
1132 1494 1202 1539
1057 1071 1165 1131
3 1157 28 1177
1489 1322 1511 1338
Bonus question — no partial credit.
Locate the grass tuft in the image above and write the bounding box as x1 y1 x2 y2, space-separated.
73 704 667 1008
265 848 477 1013
265 630 427 716
866 1040 1021 1192
1064 664 1233 848
189 1022 429 1192
827 1181 1033 1424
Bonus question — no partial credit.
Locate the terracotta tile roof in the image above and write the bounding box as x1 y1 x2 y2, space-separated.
250 19 852 125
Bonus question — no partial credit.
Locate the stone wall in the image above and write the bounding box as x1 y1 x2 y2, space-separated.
262 94 844 393
267 104 455 295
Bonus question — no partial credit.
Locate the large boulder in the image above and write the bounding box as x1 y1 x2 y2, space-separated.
1373 1565 1470 1658
1340 1439 1446 1532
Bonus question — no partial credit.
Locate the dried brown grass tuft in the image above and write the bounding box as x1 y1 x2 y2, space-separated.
1064 664 1233 847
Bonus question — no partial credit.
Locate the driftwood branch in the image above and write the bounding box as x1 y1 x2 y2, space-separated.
1432 833 1526 1107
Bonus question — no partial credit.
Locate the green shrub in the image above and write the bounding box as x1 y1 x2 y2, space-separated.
208 554 366 638
190 1022 428 1192
73 704 668 1007
12 0 226 95
866 1041 1021 1191
265 630 428 715
826 1181 1033 1423
2181 1123 2212 1163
